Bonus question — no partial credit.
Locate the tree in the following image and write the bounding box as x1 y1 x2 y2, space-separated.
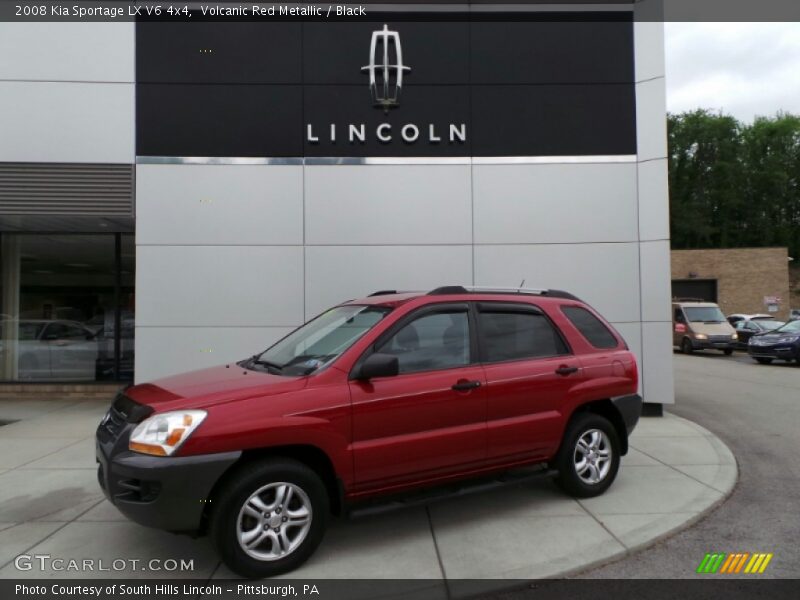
668 110 800 259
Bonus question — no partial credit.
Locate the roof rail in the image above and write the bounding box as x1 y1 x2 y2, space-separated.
368 290 399 297
427 286 581 301
672 297 708 303
428 286 469 295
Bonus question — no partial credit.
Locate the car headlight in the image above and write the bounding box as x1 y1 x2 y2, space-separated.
129 410 207 456
731 333 738 340
695 334 707 340
777 335 800 344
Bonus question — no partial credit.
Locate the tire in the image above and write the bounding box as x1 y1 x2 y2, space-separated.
210 458 329 578
681 338 694 355
554 413 621 498
723 349 734 356
755 357 773 365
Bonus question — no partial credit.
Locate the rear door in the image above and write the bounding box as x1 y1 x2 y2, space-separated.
349 303 488 489
477 302 579 462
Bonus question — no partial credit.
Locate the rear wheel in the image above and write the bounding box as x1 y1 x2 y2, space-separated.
681 338 694 355
723 349 734 356
554 413 621 498
210 458 329 578
755 357 773 365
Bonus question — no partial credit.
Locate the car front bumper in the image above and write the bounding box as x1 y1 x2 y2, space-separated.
96 402 240 533
691 338 736 351
747 343 800 361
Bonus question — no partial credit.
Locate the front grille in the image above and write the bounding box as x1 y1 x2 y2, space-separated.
103 405 126 437
98 392 153 442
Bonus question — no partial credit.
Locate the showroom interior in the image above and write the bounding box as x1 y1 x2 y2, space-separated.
0 0 673 407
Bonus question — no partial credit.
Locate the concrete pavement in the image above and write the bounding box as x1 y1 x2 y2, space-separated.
0 395 736 590
572 352 799 579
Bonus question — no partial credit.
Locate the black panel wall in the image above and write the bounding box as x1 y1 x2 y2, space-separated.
135 13 637 157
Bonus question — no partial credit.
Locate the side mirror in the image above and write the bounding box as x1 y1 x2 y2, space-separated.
355 353 399 380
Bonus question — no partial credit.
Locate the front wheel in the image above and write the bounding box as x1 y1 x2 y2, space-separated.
723 349 734 356
554 413 621 498
681 338 694 354
210 458 329 578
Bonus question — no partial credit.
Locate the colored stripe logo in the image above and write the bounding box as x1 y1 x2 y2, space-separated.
697 552 773 574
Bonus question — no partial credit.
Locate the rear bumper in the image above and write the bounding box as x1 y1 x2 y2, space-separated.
611 394 643 436
96 435 240 533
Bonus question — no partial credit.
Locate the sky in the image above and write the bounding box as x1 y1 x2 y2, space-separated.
664 23 800 122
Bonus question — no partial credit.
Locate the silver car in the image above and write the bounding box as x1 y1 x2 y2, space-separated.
0 319 98 381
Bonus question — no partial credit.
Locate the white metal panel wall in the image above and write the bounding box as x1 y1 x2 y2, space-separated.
634 11 674 406
472 163 639 244
0 23 135 82
136 165 303 245
0 82 134 164
0 23 135 164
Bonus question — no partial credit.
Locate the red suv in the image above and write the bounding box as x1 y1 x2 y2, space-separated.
96 287 641 578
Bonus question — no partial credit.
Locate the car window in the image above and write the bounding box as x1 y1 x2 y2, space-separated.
478 311 569 362
674 308 685 323
684 306 726 323
377 310 470 374
562 306 619 349
256 305 391 376
17 322 45 340
46 323 88 340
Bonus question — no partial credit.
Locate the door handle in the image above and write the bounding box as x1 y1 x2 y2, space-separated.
555 365 579 376
452 380 481 391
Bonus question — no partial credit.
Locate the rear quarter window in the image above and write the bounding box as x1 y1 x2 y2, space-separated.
561 306 619 349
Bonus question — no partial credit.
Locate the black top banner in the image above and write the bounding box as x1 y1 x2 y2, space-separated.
136 16 637 157
2 579 800 600
3 1 800 23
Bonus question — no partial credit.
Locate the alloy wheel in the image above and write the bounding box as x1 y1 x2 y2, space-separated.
573 429 612 485
236 482 312 561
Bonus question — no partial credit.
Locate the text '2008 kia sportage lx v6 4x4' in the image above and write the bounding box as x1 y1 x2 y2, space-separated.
96 286 642 578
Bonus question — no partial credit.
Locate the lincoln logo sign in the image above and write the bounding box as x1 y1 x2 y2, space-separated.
305 24 467 147
362 24 410 113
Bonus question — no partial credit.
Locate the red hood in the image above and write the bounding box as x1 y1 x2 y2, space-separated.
125 364 308 412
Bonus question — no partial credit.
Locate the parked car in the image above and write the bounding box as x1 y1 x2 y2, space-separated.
727 313 777 326
733 319 785 349
96 286 642 578
747 319 800 364
0 319 98 381
790 309 800 321
673 301 738 355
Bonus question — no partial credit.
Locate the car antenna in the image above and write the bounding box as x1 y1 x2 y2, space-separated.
518 279 525 292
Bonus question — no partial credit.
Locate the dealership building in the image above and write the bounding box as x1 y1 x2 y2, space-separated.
0 1 674 406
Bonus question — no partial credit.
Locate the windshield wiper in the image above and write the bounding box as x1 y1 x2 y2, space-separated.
245 356 283 373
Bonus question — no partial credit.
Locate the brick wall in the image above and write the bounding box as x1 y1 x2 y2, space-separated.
671 248 791 320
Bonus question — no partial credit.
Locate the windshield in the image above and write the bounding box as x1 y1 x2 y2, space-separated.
684 307 726 323
244 305 391 376
774 320 800 334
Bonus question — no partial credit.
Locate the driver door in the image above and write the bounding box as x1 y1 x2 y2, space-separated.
349 303 487 491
